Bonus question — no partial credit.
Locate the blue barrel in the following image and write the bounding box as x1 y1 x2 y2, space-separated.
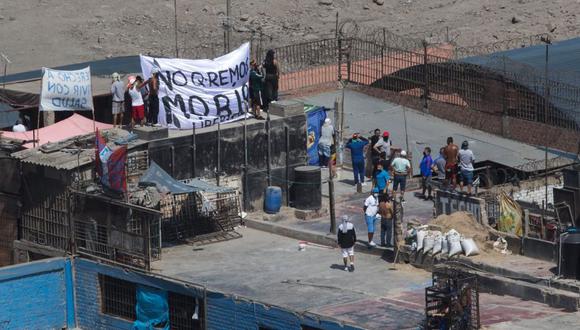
264 186 282 214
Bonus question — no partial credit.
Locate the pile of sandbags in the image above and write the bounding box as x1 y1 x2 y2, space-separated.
410 227 480 258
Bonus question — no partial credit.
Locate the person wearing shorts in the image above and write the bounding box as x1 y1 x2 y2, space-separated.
459 140 475 195
444 136 460 189
127 76 148 130
364 188 379 247
390 150 411 202
110 73 125 128
337 215 357 272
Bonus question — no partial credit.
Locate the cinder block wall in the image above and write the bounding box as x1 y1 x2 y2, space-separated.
0 258 74 329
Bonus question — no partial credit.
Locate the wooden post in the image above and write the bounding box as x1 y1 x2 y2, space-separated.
191 123 196 178
217 120 221 186
243 102 249 210
285 126 290 207
266 110 271 186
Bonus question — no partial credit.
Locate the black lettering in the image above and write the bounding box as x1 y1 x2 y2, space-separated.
162 94 187 124
159 71 173 91
191 72 205 87
229 65 239 86
213 94 231 116
204 120 212 127
239 61 248 78
235 89 244 114
213 118 220 124
218 70 228 86
188 95 211 116
207 72 219 87
172 71 188 87
172 114 182 129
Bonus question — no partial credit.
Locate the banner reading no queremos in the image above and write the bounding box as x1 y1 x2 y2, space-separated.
140 42 250 129
40 67 93 111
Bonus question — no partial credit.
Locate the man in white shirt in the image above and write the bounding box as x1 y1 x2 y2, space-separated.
363 188 380 247
459 140 475 195
390 150 411 202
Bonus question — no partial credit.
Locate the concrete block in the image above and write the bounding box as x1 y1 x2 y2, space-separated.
269 100 305 117
133 126 168 141
295 208 328 220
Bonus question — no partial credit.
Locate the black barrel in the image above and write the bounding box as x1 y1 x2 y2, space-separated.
293 166 321 210
560 231 580 280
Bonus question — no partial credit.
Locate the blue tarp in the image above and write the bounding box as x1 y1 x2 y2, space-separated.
306 105 327 166
133 285 169 330
139 161 197 194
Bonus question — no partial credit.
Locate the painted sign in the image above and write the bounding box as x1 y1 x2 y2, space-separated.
40 67 93 111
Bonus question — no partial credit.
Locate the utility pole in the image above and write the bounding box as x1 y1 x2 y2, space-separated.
329 133 337 234
226 0 232 52
1 53 10 90
541 35 551 223
173 0 179 57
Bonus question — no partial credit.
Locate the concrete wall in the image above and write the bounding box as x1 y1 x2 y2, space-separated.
0 258 74 329
148 114 308 211
354 85 580 153
435 189 487 223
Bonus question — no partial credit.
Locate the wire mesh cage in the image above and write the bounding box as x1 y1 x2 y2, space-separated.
425 267 480 330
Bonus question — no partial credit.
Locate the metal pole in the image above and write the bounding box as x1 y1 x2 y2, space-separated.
217 120 221 186
243 101 249 210
266 110 271 186
335 12 339 39
226 0 231 52
1 53 10 90
329 133 337 234
422 40 429 113
543 37 550 221
191 123 196 178
403 105 410 153
285 126 290 207
173 0 179 57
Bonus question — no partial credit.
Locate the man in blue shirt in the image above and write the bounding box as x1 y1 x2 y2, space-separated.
420 147 434 200
346 133 369 186
373 162 391 197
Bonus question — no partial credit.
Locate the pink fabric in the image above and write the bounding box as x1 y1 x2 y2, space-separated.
2 114 112 149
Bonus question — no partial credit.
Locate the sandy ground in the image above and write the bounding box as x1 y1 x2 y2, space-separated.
0 0 578 73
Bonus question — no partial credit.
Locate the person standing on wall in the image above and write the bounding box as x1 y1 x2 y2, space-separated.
379 195 394 247
337 215 357 272
318 118 334 168
364 188 380 247
345 132 369 187
126 76 147 131
136 76 149 125
263 49 280 110
390 150 411 203
249 60 265 120
420 147 434 200
148 68 161 127
366 128 382 179
110 72 125 128
459 140 476 195
433 147 447 188
444 137 460 190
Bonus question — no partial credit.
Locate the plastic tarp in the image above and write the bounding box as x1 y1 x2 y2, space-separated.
139 161 196 194
305 105 327 166
132 285 169 330
1 113 112 148
498 191 524 236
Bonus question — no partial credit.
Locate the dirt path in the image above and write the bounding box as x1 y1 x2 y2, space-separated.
1 0 578 73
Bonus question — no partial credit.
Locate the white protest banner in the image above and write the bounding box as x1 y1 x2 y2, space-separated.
140 42 250 129
40 67 93 111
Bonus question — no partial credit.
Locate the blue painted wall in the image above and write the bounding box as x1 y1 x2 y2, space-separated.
0 258 74 330
1 257 360 330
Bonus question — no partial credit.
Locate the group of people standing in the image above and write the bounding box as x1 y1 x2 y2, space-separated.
419 136 476 199
110 70 160 131
249 49 281 120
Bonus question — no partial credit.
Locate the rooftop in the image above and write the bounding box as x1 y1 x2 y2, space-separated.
297 90 576 174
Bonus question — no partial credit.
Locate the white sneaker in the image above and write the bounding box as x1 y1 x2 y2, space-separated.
369 241 377 247
344 266 349 271
361 182 367 186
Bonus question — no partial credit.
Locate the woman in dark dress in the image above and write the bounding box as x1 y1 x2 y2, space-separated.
262 49 280 110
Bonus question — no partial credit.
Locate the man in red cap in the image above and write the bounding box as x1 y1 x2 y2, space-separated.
373 131 392 166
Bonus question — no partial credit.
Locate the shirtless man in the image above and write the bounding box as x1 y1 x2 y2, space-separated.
444 137 459 189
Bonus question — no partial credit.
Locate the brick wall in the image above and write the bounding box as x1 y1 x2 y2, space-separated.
0 258 73 329
353 85 580 153
485 175 564 208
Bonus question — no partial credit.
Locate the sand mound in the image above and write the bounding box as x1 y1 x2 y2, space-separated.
430 211 491 252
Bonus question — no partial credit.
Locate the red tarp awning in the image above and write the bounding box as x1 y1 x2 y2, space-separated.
1 113 112 148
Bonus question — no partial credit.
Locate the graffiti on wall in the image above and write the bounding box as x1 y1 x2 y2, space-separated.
435 190 485 223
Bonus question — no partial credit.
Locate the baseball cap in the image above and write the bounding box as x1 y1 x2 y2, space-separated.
383 131 390 137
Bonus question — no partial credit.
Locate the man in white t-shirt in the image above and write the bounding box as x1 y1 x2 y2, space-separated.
363 188 380 247
390 150 411 203
459 140 475 195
